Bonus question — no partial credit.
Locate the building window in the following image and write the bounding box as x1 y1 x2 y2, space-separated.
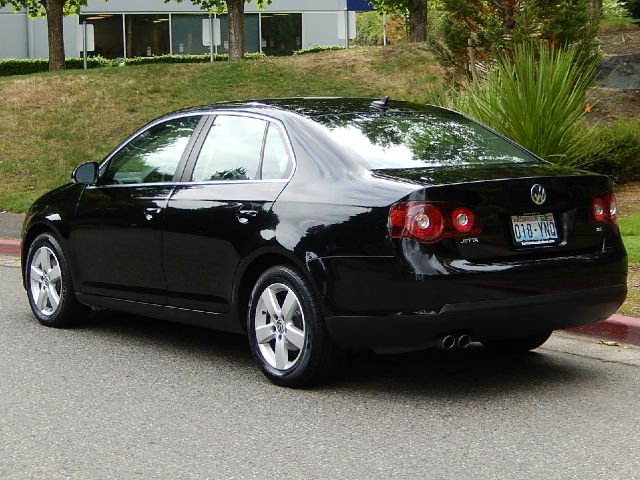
261 13 302 56
218 14 260 53
170 13 260 56
171 14 208 55
125 14 170 58
79 14 124 59
80 10 305 60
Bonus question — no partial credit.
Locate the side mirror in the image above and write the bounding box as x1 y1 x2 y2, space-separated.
72 162 99 185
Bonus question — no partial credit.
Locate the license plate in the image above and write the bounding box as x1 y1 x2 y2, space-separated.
511 213 559 247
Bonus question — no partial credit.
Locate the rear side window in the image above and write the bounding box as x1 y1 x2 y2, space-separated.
192 115 267 182
262 124 292 180
317 112 539 169
103 115 201 185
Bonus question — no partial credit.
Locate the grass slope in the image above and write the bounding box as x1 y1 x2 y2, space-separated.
620 214 640 263
618 214 640 317
0 45 442 212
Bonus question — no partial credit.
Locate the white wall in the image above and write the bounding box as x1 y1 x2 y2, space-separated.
302 12 342 49
0 10 78 59
0 13 28 58
81 0 346 13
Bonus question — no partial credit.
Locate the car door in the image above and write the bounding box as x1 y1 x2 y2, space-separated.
72 114 205 304
163 113 294 313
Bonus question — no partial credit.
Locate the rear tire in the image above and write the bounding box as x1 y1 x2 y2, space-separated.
247 265 339 387
482 330 552 353
25 233 89 328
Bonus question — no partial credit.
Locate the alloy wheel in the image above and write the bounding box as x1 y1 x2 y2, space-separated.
29 246 63 316
254 283 306 371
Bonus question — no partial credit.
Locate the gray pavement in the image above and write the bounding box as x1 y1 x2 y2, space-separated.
2 262 640 480
0 212 24 240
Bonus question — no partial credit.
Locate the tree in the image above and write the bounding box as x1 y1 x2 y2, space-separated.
441 0 598 70
370 0 429 42
0 0 87 71
171 0 270 60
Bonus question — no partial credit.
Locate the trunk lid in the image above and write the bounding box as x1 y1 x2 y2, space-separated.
374 163 613 260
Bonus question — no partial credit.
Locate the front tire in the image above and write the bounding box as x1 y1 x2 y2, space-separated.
482 330 552 353
25 233 89 328
248 265 338 387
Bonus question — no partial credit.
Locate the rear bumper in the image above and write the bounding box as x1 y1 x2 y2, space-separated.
324 284 627 349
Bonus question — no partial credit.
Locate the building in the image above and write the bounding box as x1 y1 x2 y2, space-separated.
0 0 362 60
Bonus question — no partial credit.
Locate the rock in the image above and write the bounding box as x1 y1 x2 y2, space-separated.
597 54 640 90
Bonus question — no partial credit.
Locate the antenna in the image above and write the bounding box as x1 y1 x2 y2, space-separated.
371 96 390 109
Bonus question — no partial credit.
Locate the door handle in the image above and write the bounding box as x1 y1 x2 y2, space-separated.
144 207 162 221
238 209 258 217
237 205 258 224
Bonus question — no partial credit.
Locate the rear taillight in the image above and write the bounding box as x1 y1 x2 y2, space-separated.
592 192 617 225
389 202 481 243
451 207 475 233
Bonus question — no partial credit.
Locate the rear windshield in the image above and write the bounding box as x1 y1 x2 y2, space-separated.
315 111 538 169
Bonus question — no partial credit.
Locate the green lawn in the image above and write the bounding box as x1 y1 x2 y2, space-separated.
624 237 640 264
0 45 443 212
618 214 640 317
620 214 640 263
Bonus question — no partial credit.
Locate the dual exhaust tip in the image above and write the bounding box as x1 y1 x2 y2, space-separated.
439 334 471 350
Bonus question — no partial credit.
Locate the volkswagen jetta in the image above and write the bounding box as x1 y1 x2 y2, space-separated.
21 98 627 386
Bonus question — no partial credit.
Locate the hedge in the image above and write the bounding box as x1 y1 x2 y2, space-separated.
0 56 110 77
0 52 269 76
124 52 266 66
582 116 640 183
293 45 345 55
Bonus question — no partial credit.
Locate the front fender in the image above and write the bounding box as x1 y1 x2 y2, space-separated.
21 183 85 289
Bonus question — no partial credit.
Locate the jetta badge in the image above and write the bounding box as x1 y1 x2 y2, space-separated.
531 184 547 205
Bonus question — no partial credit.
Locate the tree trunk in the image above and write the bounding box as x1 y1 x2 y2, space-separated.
502 0 516 37
226 0 245 61
44 0 66 71
408 0 427 43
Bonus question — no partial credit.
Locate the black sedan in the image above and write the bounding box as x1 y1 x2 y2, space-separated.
21 98 627 386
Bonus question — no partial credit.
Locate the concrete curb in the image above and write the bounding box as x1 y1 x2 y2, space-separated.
0 239 20 256
565 314 640 347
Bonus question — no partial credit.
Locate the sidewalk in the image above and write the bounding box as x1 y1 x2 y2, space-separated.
1 212 638 345
0 212 23 256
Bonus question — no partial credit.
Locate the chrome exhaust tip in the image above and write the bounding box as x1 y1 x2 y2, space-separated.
441 334 456 350
457 334 471 349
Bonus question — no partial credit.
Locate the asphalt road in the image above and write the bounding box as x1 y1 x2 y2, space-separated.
1 260 640 480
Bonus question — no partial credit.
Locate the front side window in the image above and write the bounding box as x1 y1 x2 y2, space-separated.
192 115 268 182
103 116 201 185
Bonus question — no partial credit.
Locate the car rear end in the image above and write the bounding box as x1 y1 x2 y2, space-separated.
305 102 627 349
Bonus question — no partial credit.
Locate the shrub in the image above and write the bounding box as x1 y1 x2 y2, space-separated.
624 0 640 18
0 56 110 77
355 11 384 46
582 116 640 182
124 52 266 66
457 42 598 166
65 57 111 70
603 0 632 19
440 0 599 73
292 45 345 55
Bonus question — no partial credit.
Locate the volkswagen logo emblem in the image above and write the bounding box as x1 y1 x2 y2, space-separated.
531 184 547 206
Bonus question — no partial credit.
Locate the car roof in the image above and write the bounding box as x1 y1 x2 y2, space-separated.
164 97 459 123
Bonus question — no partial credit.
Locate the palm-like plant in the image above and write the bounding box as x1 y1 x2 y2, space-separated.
458 42 597 165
